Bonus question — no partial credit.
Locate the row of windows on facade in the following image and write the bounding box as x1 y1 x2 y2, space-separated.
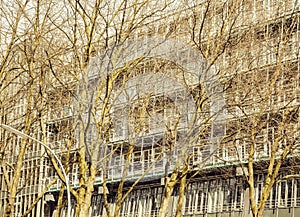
44 119 299 184
79 176 300 217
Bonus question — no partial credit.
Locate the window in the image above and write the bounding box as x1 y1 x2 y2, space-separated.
132 152 141 163
296 180 300 206
287 179 293 207
279 181 287 207
270 183 277 208
191 146 202 165
235 185 243 209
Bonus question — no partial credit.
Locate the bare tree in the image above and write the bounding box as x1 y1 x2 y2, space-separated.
43 1 185 217
3 1 299 217
213 1 300 217
0 0 77 216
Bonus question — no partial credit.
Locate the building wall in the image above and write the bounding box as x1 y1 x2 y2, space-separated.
1 0 300 217
45 171 300 217
47 1 300 216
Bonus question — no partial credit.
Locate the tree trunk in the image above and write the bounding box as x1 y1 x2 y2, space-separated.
158 172 177 217
175 174 186 217
76 168 96 217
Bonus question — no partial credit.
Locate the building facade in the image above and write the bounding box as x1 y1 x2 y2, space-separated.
1 0 300 217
